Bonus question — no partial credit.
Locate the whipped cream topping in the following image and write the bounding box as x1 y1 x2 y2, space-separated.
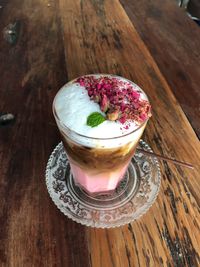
53 74 150 147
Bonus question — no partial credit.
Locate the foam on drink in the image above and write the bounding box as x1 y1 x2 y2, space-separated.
54 74 150 148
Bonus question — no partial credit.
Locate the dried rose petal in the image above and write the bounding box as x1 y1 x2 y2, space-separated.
140 113 147 121
119 115 127 124
131 91 140 99
97 83 102 90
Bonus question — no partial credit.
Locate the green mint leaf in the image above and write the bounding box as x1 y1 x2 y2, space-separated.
87 112 106 127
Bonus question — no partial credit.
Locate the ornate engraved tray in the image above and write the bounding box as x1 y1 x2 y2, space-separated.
45 140 161 228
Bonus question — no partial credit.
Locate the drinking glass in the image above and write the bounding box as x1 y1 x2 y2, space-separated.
53 76 149 195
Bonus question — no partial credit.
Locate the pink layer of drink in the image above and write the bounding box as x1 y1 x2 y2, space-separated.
70 161 129 194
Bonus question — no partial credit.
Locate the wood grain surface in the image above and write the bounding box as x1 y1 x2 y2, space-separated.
188 0 200 19
120 0 200 139
0 0 200 266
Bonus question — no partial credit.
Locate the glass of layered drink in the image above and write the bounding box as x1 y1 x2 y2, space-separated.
53 74 151 195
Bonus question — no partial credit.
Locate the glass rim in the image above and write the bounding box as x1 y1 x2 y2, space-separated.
52 74 150 141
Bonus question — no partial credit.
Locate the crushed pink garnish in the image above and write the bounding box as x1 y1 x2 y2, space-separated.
119 116 127 124
76 75 151 124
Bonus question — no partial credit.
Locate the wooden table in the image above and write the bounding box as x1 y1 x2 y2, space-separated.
0 0 199 266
